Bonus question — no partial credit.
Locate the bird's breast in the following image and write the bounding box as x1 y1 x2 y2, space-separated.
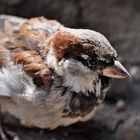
1 76 109 129
1 89 98 129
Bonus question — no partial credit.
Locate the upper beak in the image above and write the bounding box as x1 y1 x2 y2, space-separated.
102 60 131 79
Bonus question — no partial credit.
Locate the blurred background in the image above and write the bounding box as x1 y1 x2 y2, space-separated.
0 0 140 140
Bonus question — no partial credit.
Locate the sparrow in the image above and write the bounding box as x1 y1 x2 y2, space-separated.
0 15 130 134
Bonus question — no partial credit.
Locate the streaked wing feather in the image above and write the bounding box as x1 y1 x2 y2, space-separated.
0 15 60 91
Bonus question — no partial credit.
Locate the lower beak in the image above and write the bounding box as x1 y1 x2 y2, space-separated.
102 60 131 79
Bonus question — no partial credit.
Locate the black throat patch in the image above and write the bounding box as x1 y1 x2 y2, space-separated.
62 76 110 118
67 92 98 117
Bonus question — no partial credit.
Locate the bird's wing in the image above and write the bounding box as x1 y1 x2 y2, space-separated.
0 15 62 97
0 15 26 66
14 16 62 51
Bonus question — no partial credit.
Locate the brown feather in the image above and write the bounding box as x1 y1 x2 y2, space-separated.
0 17 59 89
46 31 96 62
0 46 10 66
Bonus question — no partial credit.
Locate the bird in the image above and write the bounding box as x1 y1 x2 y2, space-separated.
0 15 130 139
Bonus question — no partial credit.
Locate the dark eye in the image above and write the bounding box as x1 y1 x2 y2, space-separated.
87 58 97 67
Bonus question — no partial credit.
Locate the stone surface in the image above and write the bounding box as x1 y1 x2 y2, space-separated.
122 116 140 140
0 0 140 140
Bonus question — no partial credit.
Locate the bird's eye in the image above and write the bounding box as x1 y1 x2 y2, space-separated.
87 58 97 67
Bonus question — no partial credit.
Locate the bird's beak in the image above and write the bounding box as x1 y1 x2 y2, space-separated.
102 60 131 79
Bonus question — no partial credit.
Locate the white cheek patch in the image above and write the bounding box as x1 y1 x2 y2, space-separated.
46 50 101 94
63 73 98 93
81 54 89 60
62 59 99 93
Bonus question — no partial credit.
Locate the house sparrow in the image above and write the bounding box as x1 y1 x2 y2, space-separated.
0 15 130 132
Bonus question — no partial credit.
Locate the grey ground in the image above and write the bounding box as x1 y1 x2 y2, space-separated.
0 0 140 139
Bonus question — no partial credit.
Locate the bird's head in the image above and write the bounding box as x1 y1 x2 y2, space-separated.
46 28 130 93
